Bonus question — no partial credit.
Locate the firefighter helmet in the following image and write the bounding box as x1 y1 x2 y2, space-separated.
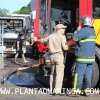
82 16 92 26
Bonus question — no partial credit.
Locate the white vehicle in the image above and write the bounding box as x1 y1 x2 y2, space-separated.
0 15 32 54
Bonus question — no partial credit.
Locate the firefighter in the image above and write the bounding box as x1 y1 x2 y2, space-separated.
73 16 96 96
41 23 68 95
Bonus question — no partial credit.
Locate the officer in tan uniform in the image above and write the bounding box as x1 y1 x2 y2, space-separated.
41 23 68 94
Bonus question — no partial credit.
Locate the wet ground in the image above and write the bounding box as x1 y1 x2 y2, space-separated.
0 54 100 100
1 54 44 86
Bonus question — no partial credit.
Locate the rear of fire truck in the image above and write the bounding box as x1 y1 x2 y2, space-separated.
31 0 100 88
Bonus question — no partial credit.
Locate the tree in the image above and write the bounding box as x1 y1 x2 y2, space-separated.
14 2 31 14
19 6 31 14
0 8 8 16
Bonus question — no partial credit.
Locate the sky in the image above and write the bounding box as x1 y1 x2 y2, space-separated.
0 0 31 13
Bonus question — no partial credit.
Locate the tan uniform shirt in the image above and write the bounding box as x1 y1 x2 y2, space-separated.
42 32 68 54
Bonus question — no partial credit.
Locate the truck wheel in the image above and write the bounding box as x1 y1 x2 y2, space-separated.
92 61 100 88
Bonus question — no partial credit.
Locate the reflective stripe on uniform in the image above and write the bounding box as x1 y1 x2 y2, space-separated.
73 73 78 89
76 58 95 62
80 38 95 43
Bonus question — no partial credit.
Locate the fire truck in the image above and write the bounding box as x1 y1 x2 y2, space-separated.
31 0 100 88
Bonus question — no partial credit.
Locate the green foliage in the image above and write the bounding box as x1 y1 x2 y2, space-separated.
14 2 31 14
0 8 8 16
19 6 31 14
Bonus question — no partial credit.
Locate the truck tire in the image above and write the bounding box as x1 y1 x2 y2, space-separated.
92 60 100 88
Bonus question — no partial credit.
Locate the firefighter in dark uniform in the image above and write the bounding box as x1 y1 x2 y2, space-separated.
73 16 96 96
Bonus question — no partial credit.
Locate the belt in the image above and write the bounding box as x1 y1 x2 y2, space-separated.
50 51 63 55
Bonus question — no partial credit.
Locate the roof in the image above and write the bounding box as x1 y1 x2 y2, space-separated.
0 16 25 20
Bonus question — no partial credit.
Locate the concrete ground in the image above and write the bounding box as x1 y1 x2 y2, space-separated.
0 56 100 100
0 91 100 100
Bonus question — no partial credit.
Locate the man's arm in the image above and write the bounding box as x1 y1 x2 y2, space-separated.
41 35 51 43
61 36 69 51
73 29 87 42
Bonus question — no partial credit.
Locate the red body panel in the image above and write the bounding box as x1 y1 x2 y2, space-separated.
79 0 92 19
34 0 40 38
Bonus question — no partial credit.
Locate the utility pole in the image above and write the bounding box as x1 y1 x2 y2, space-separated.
0 25 4 69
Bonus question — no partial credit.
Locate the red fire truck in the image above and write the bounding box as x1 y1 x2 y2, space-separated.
31 0 100 88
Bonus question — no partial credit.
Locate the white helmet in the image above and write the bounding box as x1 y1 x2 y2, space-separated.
82 16 92 26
